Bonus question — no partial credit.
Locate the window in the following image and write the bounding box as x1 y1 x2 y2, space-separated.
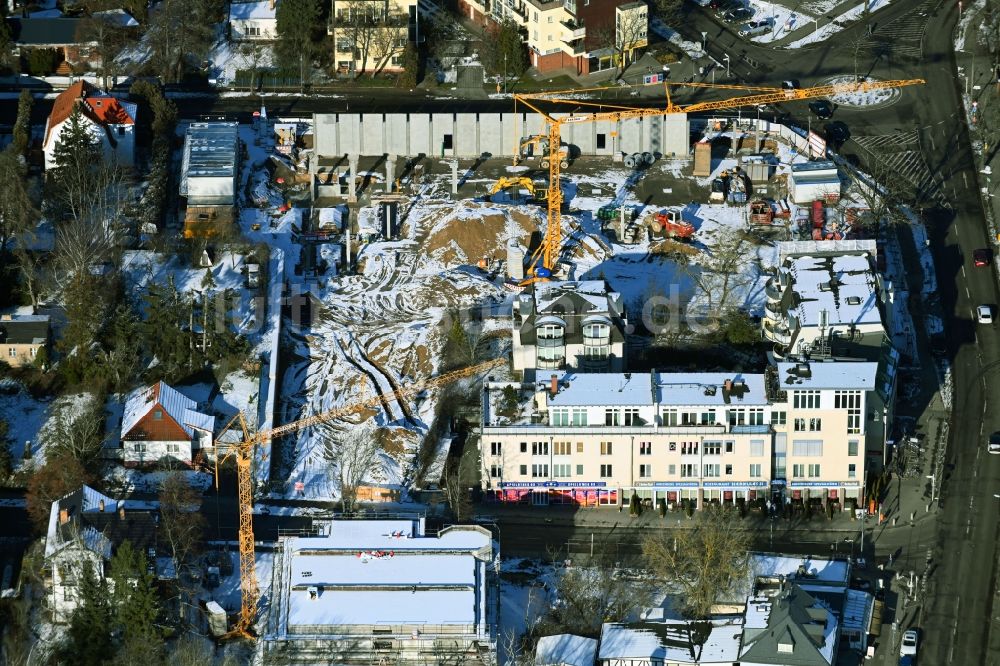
728 410 745 426
700 410 717 425
442 134 453 150
623 408 641 426
7 348 15 357
703 464 720 477
600 441 613 455
663 409 678 426
848 463 857 478
576 441 584 453
748 408 764 425
490 465 501 478
519 464 527 475
600 464 613 478
808 464 821 478
576 464 584 475
154 409 163 420
490 442 502 456
809 418 822 432
520 442 527 453
246 25 261 36
134 443 146 453
791 440 823 456
554 464 571 478
792 464 804 478
605 409 620 426
531 464 549 478
547 15 553 22
668 464 676 475
681 464 696 477
725 441 734 454
552 409 569 426
848 440 859 456
554 441 572 456
834 390 862 409
793 418 806 432
669 442 676 452
639 464 651 478
772 411 787 425
750 440 764 457
794 390 821 409
29 347 36 357
531 441 549 456
597 133 606 149
167 443 180 454
639 441 652 455
704 441 721 455
681 441 698 455
725 464 733 475
848 409 861 434
750 464 762 478
681 411 697 426
116 126 125 136
571 408 588 426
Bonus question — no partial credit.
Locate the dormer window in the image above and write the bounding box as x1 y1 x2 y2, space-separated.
153 409 163 420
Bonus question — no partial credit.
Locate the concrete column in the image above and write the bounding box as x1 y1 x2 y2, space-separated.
451 160 459 195
386 154 396 193
347 154 359 203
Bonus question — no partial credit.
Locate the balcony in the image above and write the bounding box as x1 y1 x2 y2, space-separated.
763 301 784 319
762 319 793 345
764 280 786 303
561 19 586 41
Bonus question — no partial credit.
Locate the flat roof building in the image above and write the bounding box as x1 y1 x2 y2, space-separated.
180 122 239 206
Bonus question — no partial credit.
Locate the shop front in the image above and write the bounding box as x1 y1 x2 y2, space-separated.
703 481 769 508
789 481 861 511
488 481 617 507
632 481 701 510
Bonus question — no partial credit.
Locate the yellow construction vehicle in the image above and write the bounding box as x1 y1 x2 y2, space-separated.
215 356 505 638
514 134 570 169
488 176 548 201
512 77 925 284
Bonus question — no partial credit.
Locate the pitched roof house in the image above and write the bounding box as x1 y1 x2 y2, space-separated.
228 0 278 40
121 381 215 467
0 313 50 368
45 485 159 623
740 584 838 666
6 17 98 74
42 80 137 170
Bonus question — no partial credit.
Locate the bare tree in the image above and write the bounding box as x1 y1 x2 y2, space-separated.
677 227 754 321
53 215 119 285
338 1 378 78
167 633 216 665
326 424 381 512
591 4 648 78
641 504 750 619
367 21 406 78
43 394 106 464
159 472 207 584
12 244 49 314
237 40 269 90
442 445 476 522
847 157 913 230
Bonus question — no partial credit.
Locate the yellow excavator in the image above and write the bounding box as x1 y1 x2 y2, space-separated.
514 134 570 169
488 176 548 202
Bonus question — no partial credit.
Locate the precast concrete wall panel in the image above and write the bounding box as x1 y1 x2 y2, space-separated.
361 114 385 155
386 114 408 155
409 114 430 156
478 114 504 156
339 115 362 156
619 118 643 154
431 113 455 158
315 114 338 156
456 114 480 156
662 113 689 157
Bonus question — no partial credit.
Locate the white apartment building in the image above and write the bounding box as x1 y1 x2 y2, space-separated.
512 280 627 381
481 360 889 510
763 241 894 362
458 0 647 75
328 0 417 75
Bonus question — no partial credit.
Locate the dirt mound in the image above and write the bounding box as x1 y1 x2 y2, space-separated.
422 201 536 266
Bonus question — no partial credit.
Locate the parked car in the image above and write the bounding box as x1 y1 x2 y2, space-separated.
973 247 992 266
977 304 995 324
825 121 850 146
809 99 835 119
725 6 755 22
900 629 918 657
989 432 1000 454
739 20 770 36
899 655 914 666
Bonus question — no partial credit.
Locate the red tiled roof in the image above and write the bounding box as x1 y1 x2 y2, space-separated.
83 96 135 126
43 80 135 147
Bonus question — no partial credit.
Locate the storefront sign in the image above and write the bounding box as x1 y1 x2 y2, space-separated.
499 481 607 489
703 481 769 488
789 481 860 488
634 481 701 488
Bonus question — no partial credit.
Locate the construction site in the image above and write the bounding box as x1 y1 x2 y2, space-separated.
189 78 929 651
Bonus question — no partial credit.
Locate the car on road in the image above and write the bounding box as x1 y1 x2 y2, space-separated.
809 99 834 119
977 304 995 324
900 629 918 657
825 121 850 146
973 248 992 266
989 433 1000 454
724 6 754 22
738 19 770 36
899 656 914 666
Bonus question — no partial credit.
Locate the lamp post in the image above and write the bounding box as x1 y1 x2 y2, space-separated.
503 51 507 94
701 31 708 52
723 54 730 77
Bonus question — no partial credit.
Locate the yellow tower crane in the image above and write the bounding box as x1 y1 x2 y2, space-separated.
513 78 925 284
216 356 505 638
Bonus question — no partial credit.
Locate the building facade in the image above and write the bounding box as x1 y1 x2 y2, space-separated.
328 0 417 75
481 362 886 510
264 518 498 664
43 80 137 170
120 381 215 467
458 0 647 75
512 280 627 382
229 0 278 40
0 313 49 368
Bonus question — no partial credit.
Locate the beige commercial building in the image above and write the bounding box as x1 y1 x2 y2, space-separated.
512 280 627 382
481 360 892 510
328 0 418 75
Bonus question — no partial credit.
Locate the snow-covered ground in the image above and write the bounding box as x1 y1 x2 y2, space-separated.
0 381 51 466
827 76 900 107
784 0 892 48
747 1 811 44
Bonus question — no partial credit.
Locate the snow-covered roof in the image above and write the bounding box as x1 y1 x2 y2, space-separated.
785 253 882 329
93 8 139 27
751 553 849 584
543 371 768 408
841 589 873 635
657 373 768 406
599 620 743 664
547 372 654 407
533 280 619 315
535 634 598 666
229 0 277 20
775 361 878 391
121 381 215 439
